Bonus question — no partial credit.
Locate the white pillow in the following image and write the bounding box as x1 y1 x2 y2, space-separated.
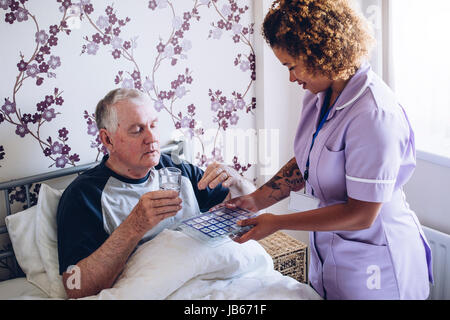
4 205 51 295
35 183 66 299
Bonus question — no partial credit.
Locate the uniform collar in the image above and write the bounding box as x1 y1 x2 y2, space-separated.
314 61 372 120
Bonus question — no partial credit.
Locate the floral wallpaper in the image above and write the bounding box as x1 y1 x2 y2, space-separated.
0 0 256 277
0 0 256 209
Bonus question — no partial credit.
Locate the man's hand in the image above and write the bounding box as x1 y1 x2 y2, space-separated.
197 162 240 190
62 189 182 299
129 190 182 235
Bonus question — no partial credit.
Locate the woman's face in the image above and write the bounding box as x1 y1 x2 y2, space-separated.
273 47 332 94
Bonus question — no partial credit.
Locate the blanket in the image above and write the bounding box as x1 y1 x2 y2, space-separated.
84 229 321 300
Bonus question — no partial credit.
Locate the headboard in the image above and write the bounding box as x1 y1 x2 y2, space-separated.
0 141 185 279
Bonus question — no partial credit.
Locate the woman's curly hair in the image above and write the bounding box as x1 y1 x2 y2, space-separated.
262 0 375 80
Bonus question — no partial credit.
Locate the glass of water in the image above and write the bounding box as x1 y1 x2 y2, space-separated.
159 167 181 193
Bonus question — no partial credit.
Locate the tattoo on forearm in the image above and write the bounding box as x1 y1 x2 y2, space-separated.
259 158 305 202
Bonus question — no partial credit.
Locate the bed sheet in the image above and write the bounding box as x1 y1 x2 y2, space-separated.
84 229 321 300
0 277 52 300
1 229 321 300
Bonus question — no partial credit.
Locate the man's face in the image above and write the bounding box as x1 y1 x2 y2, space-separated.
107 99 160 177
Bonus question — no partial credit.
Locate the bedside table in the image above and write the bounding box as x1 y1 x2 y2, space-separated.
258 231 308 283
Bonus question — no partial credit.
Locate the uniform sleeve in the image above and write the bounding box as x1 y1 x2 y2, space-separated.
344 109 411 203
56 182 108 274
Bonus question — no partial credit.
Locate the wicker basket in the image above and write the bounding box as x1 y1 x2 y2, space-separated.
258 231 308 283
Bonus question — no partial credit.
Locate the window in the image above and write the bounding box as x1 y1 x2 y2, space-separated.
390 0 450 162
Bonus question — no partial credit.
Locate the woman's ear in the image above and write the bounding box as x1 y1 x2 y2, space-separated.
99 128 113 151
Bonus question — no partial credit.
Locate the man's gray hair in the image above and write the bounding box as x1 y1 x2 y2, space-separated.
95 88 150 132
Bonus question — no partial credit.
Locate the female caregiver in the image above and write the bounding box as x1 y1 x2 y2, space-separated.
224 0 433 299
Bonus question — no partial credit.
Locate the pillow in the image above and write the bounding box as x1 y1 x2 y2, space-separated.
4 205 51 295
35 183 66 299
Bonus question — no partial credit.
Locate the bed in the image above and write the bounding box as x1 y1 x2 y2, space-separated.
0 141 321 300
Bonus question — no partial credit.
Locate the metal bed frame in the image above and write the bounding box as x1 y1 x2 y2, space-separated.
0 141 185 277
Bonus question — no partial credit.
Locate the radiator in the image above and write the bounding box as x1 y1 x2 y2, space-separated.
422 226 450 300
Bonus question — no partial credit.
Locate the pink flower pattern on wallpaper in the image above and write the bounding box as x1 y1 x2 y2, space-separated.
0 145 5 167
0 0 81 171
77 0 255 171
0 1 255 210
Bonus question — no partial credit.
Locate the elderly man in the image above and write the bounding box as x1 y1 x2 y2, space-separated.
56 88 255 299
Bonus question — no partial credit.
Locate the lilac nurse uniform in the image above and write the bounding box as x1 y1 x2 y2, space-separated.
293 62 433 300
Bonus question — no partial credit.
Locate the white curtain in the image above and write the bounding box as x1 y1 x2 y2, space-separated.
390 0 450 160
357 0 450 161
354 0 383 77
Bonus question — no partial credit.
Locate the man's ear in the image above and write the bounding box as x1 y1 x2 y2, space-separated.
99 128 113 151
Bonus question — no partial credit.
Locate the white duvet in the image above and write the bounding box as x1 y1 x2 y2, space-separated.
83 229 321 300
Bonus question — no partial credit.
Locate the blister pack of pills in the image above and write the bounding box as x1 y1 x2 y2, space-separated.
176 207 256 246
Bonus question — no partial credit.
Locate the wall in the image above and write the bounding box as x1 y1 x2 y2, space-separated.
0 0 257 208
0 0 257 278
254 0 299 181
253 0 309 244
404 158 450 235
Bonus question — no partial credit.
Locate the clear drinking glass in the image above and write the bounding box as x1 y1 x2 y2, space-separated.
159 167 181 193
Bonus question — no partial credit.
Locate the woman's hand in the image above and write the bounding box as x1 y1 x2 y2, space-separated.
209 192 262 213
208 193 279 243
232 213 280 244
